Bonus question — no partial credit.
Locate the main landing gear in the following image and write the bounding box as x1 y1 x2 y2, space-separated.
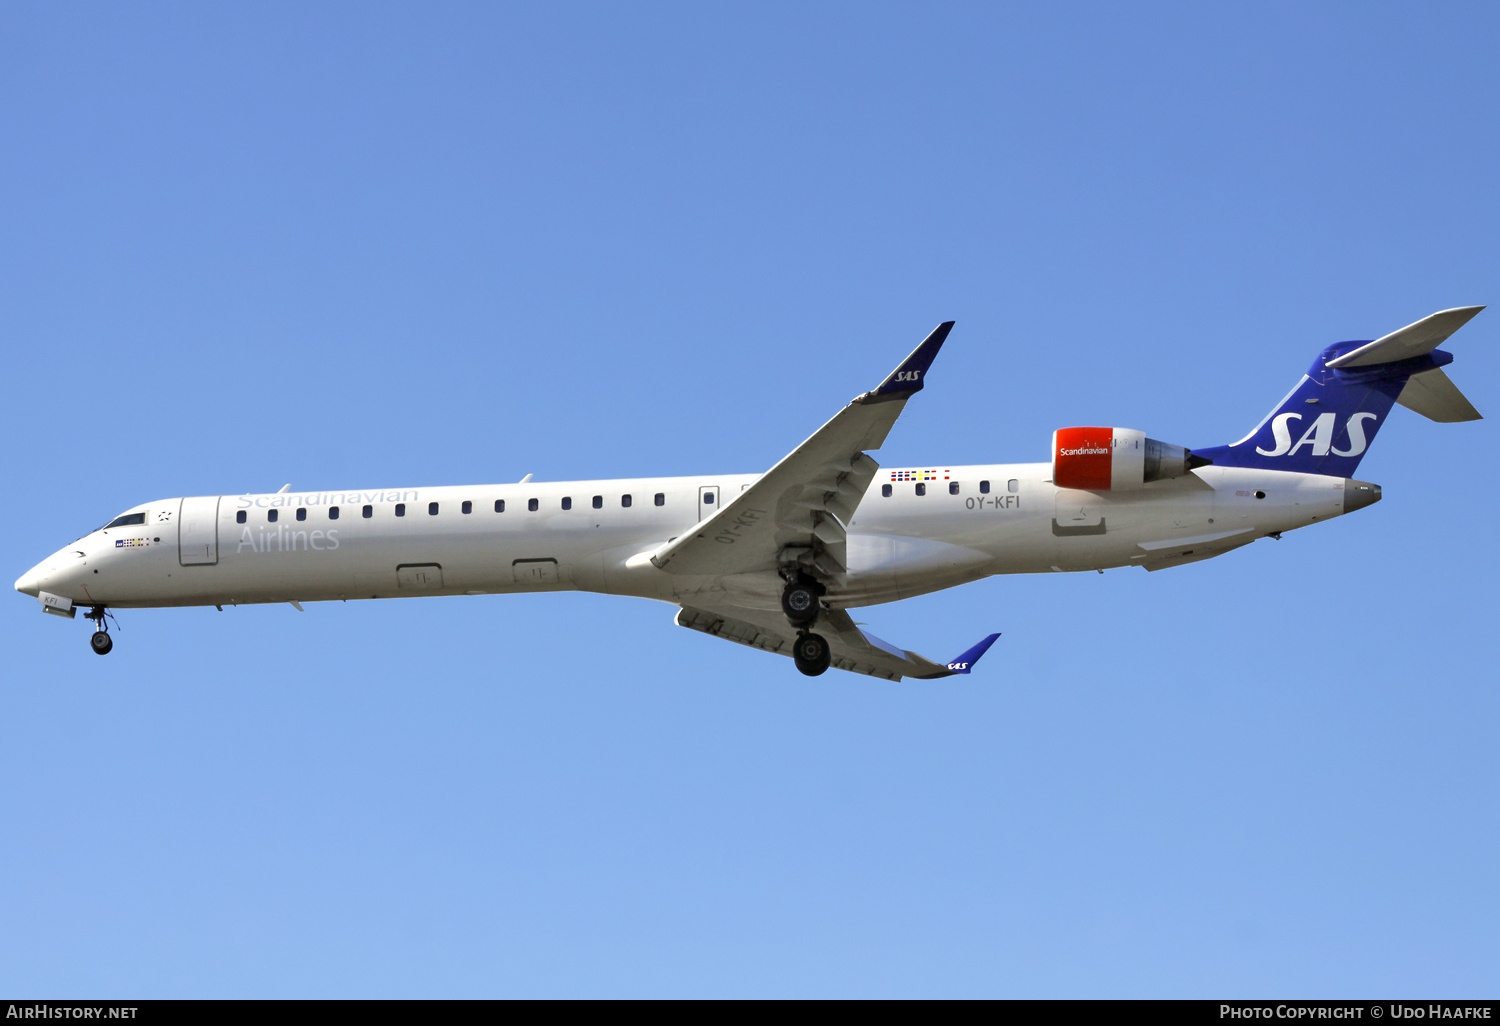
792 631 831 677
86 606 114 656
780 574 823 629
782 573 831 676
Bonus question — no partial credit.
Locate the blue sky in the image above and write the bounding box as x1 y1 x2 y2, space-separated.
3 1 1497 997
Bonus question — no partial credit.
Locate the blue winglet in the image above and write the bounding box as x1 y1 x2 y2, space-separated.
945 633 1000 674
868 321 955 399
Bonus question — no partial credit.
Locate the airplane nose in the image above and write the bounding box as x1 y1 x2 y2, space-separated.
15 565 45 597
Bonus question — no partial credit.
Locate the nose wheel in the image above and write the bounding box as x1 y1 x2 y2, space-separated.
792 631 831 677
85 605 115 656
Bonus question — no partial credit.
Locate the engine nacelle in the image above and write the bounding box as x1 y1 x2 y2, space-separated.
1052 427 1211 491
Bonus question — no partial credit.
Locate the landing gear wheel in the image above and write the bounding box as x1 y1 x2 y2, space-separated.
90 631 113 656
792 632 831 677
781 578 821 628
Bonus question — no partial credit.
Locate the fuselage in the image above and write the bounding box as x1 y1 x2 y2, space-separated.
14 463 1376 614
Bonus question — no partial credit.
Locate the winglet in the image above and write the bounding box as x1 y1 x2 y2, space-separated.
944 632 1000 675
866 321 955 401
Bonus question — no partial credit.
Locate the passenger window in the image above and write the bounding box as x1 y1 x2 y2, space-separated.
949 482 960 495
882 484 892 498
703 492 715 504
268 509 278 523
462 500 472 515
980 480 991 494
1008 479 1019 493
654 493 664 507
621 494 632 508
329 507 340 520
429 502 439 516
362 505 373 519
915 483 926 496
561 497 572 511
528 498 538 512
297 508 307 521
494 499 504 513
236 510 246 524
396 503 406 517
103 512 147 529
592 495 602 509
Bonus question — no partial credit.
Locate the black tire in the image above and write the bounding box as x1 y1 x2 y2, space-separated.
781 581 819 627
90 631 113 656
792 632 831 677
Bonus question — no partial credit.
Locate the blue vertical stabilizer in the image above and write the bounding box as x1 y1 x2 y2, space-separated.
1196 308 1483 476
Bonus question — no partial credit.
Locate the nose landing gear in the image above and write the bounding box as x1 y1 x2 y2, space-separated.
86 606 115 656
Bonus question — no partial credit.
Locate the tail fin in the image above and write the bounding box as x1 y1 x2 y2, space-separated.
1196 307 1484 476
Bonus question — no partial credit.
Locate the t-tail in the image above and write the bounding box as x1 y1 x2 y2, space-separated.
1195 307 1485 477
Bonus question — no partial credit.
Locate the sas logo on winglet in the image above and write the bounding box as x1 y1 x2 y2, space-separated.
1255 412 1377 458
946 661 971 671
892 370 921 383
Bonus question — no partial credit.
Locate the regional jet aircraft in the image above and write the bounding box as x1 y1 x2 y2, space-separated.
15 308 1485 679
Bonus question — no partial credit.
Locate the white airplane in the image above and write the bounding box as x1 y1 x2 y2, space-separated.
15 308 1485 678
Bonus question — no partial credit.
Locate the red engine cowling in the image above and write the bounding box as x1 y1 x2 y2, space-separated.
1053 427 1210 491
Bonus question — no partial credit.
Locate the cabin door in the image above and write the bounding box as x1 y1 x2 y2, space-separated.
179 496 220 566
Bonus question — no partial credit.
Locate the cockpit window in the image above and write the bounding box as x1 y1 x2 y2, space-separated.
103 512 147 530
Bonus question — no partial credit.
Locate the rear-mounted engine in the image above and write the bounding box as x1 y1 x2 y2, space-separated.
1053 427 1212 491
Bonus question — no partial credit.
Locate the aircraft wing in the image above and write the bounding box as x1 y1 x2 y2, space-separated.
650 322 955 580
675 603 999 682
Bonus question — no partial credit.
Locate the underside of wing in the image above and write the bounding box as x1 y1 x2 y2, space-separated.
675 603 997 681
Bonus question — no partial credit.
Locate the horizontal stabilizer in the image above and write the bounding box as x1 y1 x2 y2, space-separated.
1396 367 1483 422
1326 306 1484 368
